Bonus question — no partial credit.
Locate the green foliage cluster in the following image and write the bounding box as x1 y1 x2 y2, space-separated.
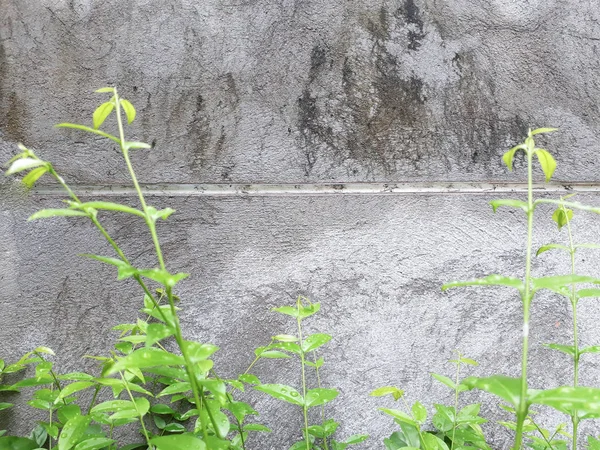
3 91 600 449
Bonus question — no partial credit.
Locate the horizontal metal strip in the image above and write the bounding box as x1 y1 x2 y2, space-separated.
28 181 600 197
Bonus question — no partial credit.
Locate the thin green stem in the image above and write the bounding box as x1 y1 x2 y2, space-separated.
119 371 151 448
450 360 460 450
531 419 556 450
514 150 535 450
401 398 428 450
313 351 328 450
87 385 101 415
564 207 579 450
297 303 310 450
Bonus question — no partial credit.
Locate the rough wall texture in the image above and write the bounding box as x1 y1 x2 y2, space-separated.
2 0 600 447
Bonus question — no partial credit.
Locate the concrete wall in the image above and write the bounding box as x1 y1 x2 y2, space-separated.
2 0 600 447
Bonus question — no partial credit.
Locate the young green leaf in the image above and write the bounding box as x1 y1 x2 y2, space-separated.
530 386 600 417
58 414 91 450
532 275 600 294
120 99 136 124
442 274 524 293
431 373 457 391
29 209 88 221
502 144 526 171
54 381 95 404
73 437 116 450
411 401 427 424
536 243 570 256
55 123 120 144
0 437 39 450
490 199 529 213
104 347 185 375
462 375 523 407
302 333 332 352
530 127 558 136
95 87 115 93
93 102 114 129
552 208 573 230
21 167 49 187
370 386 404 401
305 388 338 407
5 158 47 175
0 403 13 411
72 202 145 218
123 141 152 152
254 384 304 406
150 433 207 450
580 346 600 355
378 408 418 427
145 323 174 347
543 343 577 357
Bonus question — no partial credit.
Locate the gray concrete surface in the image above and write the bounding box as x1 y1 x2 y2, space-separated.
3 0 600 448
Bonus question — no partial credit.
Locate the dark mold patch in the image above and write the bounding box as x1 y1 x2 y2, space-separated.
364 7 390 42
396 0 426 50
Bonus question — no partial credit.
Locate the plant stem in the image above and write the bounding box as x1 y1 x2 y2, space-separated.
297 300 310 450
87 385 101 415
113 90 219 439
514 150 535 450
119 371 151 448
564 207 579 450
450 360 460 450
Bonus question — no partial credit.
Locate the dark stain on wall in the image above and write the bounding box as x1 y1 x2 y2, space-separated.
0 43 25 143
396 0 426 51
188 92 212 170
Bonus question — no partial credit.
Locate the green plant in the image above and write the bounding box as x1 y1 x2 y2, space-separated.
249 296 368 450
442 128 600 449
371 352 490 449
0 89 357 450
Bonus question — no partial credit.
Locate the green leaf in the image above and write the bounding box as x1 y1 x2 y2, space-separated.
73 438 116 450
431 374 457 391
490 199 529 213
120 99 136 124
544 343 577 357
537 243 570 256
21 167 49 187
58 414 91 450
530 386 600 417
150 434 206 450
305 388 338 407
134 268 189 287
432 404 455 432
580 346 600 355
0 437 39 450
28 209 88 221
224 401 258 423
502 144 526 171
91 398 149 420
55 123 120 144
54 381 95 403
411 401 427 424
93 102 114 129
72 202 145 218
552 208 573 230
0 402 13 411
28 424 47 447
534 199 600 216
378 408 418 427
588 436 600 450
5 158 47 175
370 386 404 401
239 374 261 385
442 274 524 293
123 141 151 152
95 87 115 93
302 333 332 352
146 323 174 347
577 288 600 299
271 306 298 317
462 375 523 407
254 384 304 406
182 341 219 363
532 275 600 294
105 347 185 375
157 382 191 397
530 127 558 136
273 334 298 342
255 350 290 359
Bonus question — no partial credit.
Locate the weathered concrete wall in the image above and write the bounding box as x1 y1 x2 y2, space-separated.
3 0 600 447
